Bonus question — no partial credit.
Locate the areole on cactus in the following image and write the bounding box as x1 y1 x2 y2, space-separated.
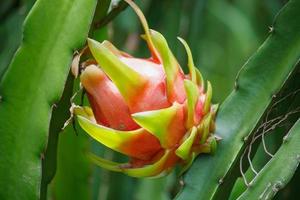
73 0 219 178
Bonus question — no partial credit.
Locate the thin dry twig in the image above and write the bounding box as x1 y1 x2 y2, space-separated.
270 89 300 111
253 107 300 142
247 137 258 175
240 146 250 187
261 130 274 157
239 88 300 188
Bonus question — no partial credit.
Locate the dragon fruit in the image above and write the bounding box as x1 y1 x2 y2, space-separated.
73 0 218 177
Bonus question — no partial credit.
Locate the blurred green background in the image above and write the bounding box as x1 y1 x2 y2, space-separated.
1 0 296 200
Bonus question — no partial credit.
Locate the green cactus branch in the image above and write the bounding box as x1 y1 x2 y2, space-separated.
228 70 300 200
49 124 92 200
89 0 111 36
0 0 97 199
41 0 133 198
40 73 74 200
175 0 300 199
1 1 299 199
44 1 141 198
237 119 300 200
0 1 34 80
93 0 130 29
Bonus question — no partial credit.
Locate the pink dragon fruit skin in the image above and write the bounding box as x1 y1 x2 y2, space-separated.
74 0 218 177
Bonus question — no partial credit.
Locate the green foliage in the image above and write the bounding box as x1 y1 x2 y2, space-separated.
0 0 97 199
40 73 74 199
49 126 91 200
0 0 299 199
0 1 34 80
176 0 300 199
228 66 300 200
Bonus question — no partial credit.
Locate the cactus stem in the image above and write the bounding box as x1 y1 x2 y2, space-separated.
234 81 239 90
218 178 224 185
179 179 185 186
40 152 45 160
282 135 289 143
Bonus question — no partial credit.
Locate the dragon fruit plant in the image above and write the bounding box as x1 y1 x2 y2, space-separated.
73 0 218 178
